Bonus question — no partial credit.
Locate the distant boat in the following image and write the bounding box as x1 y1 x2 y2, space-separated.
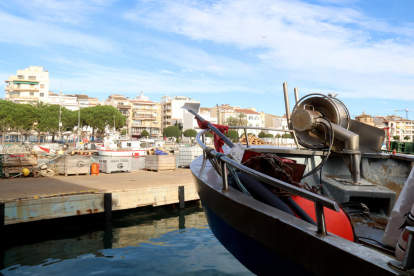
96 148 147 157
97 138 165 157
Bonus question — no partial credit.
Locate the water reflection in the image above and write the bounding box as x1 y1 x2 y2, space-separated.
1 205 253 275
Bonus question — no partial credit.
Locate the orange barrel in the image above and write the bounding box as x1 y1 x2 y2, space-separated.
91 163 99 175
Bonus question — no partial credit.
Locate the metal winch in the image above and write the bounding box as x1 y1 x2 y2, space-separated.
282 83 385 184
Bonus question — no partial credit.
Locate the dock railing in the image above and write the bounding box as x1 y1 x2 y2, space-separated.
196 127 340 236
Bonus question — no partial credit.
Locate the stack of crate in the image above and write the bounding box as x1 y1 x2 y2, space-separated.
1 155 37 177
239 134 265 145
178 147 203 167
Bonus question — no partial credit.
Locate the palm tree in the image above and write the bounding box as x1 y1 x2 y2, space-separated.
32 101 49 109
225 116 238 126
235 112 248 126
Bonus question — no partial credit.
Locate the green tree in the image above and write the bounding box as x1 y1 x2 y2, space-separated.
141 129 149 137
82 105 126 140
163 126 182 138
393 135 400 141
205 131 213 138
265 134 274 138
282 133 293 139
404 135 410 141
276 134 281 138
31 101 49 109
234 113 248 126
226 129 239 142
225 117 238 126
174 121 183 130
183 129 197 137
258 131 266 138
36 105 76 142
121 129 127 136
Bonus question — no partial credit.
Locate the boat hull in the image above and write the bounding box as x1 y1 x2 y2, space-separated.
190 156 396 276
97 149 147 157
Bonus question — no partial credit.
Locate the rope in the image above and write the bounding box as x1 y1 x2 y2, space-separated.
215 153 252 197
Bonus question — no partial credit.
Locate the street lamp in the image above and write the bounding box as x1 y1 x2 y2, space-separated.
58 99 63 143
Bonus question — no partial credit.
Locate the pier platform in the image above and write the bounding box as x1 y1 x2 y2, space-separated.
0 169 199 225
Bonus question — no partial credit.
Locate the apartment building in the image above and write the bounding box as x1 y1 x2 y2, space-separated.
4 66 50 104
103 94 132 129
48 92 79 111
375 115 414 140
130 92 161 137
210 104 264 135
160 95 200 130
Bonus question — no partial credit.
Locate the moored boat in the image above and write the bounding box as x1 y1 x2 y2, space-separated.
188 83 414 276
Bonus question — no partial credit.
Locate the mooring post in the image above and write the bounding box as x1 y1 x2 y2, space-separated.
104 193 112 222
178 186 185 210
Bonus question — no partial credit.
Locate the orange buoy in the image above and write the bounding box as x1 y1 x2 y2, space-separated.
392 149 397 154
91 163 99 175
292 196 354 241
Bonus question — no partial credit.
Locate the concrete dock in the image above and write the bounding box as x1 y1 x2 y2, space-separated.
0 169 199 225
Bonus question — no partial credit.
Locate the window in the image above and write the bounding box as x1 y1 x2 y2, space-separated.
40 84 44 88
364 118 367 122
249 116 253 120
249 124 252 127
30 92 34 96
17 75 24 79
30 84 34 88
256 123 259 127
16 83 21 88
28 76 36 80
40 93 44 97
255 116 259 120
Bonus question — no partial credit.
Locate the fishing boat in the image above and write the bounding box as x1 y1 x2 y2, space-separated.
97 139 165 157
186 83 414 276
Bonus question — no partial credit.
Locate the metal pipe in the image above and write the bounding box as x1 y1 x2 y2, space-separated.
403 226 414 269
317 118 361 183
244 128 249 148
315 202 327 235
294 87 299 103
221 161 229 190
350 153 361 183
283 82 291 129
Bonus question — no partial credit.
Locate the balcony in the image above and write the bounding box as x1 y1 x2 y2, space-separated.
117 105 131 109
133 116 156 120
5 87 39 92
6 77 39 83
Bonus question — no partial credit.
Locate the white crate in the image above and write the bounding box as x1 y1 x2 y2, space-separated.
97 157 132 174
178 147 203 167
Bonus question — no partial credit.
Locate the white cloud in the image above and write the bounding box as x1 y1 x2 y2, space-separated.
45 57 256 97
159 70 176 75
0 10 119 54
123 0 414 100
9 0 118 25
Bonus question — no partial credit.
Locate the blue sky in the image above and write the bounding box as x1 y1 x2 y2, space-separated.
1 0 413 118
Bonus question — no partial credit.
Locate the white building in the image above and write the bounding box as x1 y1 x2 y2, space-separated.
4 66 50 104
48 92 79 111
183 107 217 132
160 95 200 130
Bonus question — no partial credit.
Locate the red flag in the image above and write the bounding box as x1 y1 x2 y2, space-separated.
196 117 229 153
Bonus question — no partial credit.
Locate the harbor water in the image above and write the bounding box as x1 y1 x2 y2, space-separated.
0 204 253 276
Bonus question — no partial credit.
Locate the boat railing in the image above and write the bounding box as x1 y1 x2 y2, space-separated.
227 126 300 149
196 128 340 236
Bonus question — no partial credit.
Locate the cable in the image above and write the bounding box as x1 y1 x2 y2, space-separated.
301 118 334 179
357 237 391 249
